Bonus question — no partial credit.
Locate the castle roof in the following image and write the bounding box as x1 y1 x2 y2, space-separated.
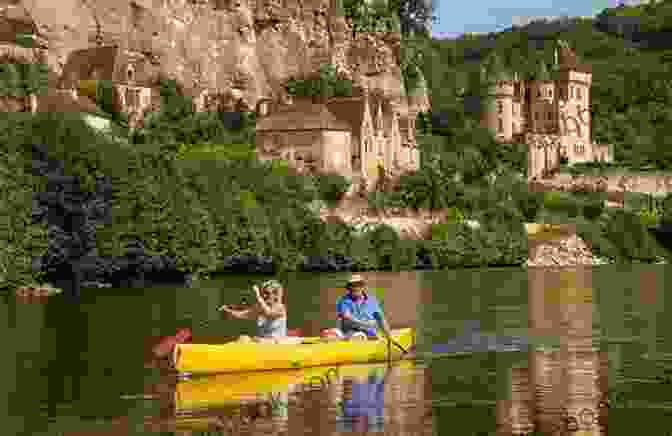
256 100 351 132
60 46 154 88
0 10 38 45
557 44 592 74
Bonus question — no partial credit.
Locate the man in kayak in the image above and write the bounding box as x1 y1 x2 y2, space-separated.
218 279 288 343
330 274 392 341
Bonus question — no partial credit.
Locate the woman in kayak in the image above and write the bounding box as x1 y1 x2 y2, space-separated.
324 274 392 341
218 279 288 343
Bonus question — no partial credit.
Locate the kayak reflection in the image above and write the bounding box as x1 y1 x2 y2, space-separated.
173 360 423 434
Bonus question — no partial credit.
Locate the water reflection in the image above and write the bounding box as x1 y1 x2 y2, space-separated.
497 267 605 435
166 360 432 435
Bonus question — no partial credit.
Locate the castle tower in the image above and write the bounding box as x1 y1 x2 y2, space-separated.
483 79 515 142
529 61 557 134
555 41 592 145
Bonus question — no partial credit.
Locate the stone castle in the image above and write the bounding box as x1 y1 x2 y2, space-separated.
481 41 613 180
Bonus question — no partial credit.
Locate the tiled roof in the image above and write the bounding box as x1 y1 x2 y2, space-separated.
36 89 110 119
256 101 351 132
558 46 592 74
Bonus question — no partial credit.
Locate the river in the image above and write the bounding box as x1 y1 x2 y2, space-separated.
1 265 670 435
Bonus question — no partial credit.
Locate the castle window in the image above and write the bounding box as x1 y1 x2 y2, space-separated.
547 111 552 121
498 118 503 132
575 142 585 155
537 89 541 98
570 86 574 99
497 101 503 114
576 87 582 99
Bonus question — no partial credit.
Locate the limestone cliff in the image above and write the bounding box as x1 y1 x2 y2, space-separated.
11 0 429 111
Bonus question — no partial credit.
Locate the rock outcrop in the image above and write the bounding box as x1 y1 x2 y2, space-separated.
526 232 611 268
12 0 429 111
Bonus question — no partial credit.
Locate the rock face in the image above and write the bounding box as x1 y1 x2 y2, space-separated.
16 0 429 111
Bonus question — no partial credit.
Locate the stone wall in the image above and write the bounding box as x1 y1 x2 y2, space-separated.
544 172 672 196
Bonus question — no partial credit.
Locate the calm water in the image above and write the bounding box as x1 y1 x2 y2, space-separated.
1 266 671 435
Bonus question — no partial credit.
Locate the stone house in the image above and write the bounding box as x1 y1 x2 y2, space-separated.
255 98 353 176
481 41 614 180
59 45 160 128
255 86 420 190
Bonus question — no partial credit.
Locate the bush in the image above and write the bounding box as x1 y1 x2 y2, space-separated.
515 190 544 221
0 139 49 290
543 191 581 218
575 217 617 261
580 195 606 220
315 172 351 207
602 209 667 261
428 221 527 268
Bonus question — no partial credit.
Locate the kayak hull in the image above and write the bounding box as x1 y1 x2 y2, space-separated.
173 328 414 375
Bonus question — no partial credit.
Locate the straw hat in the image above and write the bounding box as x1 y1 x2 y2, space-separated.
261 279 283 291
346 274 366 285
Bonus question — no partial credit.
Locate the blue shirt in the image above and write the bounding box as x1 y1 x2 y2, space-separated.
336 292 383 338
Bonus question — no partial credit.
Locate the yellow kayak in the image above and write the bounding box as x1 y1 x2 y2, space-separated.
173 328 415 375
175 360 417 412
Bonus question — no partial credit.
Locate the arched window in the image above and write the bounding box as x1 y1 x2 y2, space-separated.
498 118 503 132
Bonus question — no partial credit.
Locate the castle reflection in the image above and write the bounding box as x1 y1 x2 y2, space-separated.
497 267 609 435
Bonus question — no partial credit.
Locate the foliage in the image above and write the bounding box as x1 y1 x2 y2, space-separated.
314 172 351 207
515 189 544 222
285 64 353 99
0 121 49 290
601 209 668 261
130 79 256 146
421 3 672 171
0 63 49 98
428 221 527 268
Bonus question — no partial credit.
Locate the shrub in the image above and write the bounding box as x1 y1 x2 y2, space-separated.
444 206 465 224
542 192 581 218
315 172 351 207
580 196 605 220
602 209 667 262
516 190 544 221
0 140 49 290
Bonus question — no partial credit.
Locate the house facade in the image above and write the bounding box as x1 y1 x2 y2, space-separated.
59 45 160 129
255 86 421 191
481 42 614 180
